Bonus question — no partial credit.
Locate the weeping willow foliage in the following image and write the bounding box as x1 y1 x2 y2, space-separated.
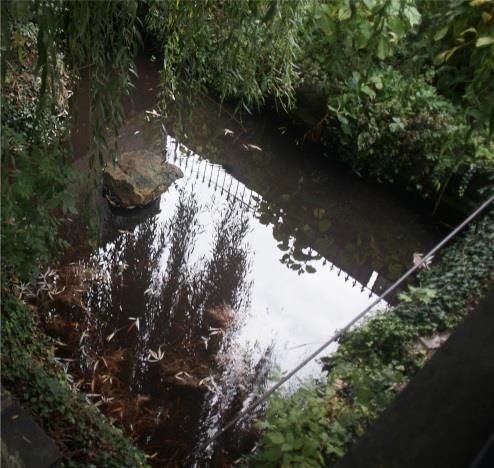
3 1 140 164
1 1 305 463
1 0 305 275
146 0 303 113
2 0 304 164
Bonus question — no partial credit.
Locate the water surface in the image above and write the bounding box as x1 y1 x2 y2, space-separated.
60 96 441 465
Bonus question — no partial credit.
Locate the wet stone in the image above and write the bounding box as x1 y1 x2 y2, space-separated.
103 150 183 208
1 387 61 468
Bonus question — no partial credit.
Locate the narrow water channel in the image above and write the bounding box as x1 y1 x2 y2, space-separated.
57 69 441 466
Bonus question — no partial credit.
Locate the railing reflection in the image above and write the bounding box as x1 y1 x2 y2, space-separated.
166 137 388 301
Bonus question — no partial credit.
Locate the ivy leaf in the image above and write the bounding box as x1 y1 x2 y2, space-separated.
360 84 376 99
362 0 377 10
476 36 494 47
403 5 421 26
376 36 389 60
267 431 285 445
434 26 449 42
337 1 352 21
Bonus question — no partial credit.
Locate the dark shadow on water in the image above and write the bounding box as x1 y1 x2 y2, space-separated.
64 189 271 466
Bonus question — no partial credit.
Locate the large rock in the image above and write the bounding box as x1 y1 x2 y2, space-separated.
103 150 183 208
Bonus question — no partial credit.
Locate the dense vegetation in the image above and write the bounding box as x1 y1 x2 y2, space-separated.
1 0 493 466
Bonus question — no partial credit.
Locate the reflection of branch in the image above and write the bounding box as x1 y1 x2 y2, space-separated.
202 205 251 312
201 91 247 132
82 188 257 462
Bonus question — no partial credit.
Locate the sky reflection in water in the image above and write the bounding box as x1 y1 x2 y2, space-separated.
90 137 389 384
75 124 438 464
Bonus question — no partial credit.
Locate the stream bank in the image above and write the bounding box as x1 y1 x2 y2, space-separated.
43 58 447 466
3 52 491 466
286 82 494 223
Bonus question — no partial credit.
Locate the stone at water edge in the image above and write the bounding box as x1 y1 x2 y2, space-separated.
103 150 183 208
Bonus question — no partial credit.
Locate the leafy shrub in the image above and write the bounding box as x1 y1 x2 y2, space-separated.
430 0 494 131
293 1 494 204
296 0 421 89
326 66 475 198
1 22 76 281
146 0 304 113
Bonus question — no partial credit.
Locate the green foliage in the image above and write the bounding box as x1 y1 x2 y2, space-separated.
429 0 494 132
252 208 494 466
293 0 494 205
1 295 149 467
30 0 140 167
146 0 304 114
298 0 420 89
326 65 478 198
255 384 344 467
1 20 74 280
398 286 437 304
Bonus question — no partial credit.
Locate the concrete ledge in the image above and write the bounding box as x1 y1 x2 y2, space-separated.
1 387 61 468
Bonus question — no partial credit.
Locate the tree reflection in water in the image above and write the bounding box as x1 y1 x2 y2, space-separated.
74 189 272 466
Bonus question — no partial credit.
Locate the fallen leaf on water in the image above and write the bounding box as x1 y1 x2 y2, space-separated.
175 371 193 382
413 252 434 270
79 331 89 345
127 317 140 332
91 376 96 393
146 345 165 362
208 326 224 337
106 330 118 342
145 109 161 117
200 336 210 350
136 394 150 406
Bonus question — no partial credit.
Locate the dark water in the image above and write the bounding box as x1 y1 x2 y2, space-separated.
59 77 442 466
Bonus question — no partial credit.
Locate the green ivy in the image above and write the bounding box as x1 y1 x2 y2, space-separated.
1 296 149 467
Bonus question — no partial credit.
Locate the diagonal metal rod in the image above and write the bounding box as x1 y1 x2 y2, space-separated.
199 194 494 452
